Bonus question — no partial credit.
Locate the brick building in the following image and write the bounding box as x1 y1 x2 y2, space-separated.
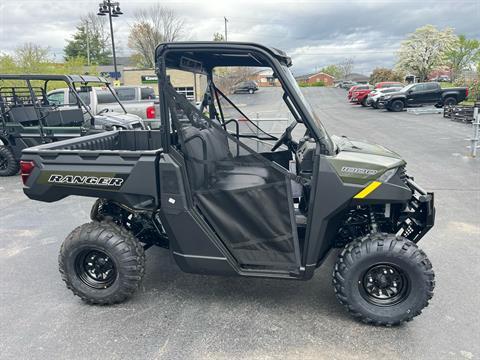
295 72 335 86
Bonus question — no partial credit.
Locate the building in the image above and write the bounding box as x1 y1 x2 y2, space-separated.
122 68 206 101
343 73 369 84
295 72 335 86
250 69 280 87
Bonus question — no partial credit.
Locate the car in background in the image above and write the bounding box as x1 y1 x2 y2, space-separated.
233 80 259 94
367 87 403 108
47 85 158 121
379 82 468 111
340 80 357 89
431 75 451 82
350 85 373 104
375 81 404 89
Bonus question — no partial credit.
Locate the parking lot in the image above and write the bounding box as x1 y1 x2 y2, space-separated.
1 87 479 359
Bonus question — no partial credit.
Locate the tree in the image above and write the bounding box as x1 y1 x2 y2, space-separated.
444 35 480 81
64 12 111 65
369 68 403 84
15 43 51 73
396 25 456 82
0 53 17 73
320 64 341 78
128 5 184 68
338 58 354 79
213 32 225 42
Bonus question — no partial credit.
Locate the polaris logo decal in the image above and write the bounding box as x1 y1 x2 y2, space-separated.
48 174 124 187
341 166 378 176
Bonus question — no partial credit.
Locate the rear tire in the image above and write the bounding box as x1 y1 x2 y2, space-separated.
0 146 19 176
59 221 145 305
333 233 435 326
360 98 368 107
443 97 457 106
391 100 405 112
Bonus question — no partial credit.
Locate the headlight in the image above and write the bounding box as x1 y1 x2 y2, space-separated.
378 168 397 182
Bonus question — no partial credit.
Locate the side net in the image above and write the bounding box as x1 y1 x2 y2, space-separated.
165 82 300 269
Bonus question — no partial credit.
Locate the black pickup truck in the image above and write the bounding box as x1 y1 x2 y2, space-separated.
380 82 468 112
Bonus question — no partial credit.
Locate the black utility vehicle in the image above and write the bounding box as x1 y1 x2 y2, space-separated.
233 80 258 94
21 42 435 325
0 74 144 176
381 81 468 112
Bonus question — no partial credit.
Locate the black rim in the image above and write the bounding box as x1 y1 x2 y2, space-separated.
360 264 409 306
75 249 117 289
393 102 403 111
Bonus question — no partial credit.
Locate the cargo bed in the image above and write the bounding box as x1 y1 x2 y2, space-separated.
21 130 163 209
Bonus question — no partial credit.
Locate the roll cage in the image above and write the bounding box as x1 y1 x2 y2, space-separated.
155 42 333 155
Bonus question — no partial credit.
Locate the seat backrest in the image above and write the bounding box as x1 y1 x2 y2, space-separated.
43 108 84 127
8 106 39 125
180 124 233 189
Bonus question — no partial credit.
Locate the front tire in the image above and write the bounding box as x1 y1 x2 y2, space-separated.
391 100 405 112
248 89 254 94
333 233 434 326
443 97 457 106
59 221 145 305
0 146 19 176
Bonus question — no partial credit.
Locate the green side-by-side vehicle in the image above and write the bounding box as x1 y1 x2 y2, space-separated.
20 42 435 326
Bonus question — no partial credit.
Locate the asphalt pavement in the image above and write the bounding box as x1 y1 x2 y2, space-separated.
0 87 479 360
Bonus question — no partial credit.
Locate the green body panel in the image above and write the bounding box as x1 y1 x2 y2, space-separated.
327 135 406 185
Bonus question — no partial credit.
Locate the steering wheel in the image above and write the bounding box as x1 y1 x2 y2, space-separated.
271 121 297 152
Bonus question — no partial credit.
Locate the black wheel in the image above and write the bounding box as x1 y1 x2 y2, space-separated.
59 221 145 304
391 100 405 112
333 233 435 326
372 102 378 109
443 97 457 106
360 98 368 107
0 146 19 176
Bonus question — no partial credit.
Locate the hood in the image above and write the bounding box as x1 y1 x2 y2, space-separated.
328 135 406 185
332 135 402 159
93 112 145 129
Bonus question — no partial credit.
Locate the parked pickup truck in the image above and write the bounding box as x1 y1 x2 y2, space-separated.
47 85 158 122
380 82 468 112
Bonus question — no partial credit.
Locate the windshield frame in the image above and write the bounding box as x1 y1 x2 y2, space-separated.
278 65 334 153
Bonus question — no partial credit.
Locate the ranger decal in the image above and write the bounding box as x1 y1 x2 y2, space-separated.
48 174 124 187
341 166 378 176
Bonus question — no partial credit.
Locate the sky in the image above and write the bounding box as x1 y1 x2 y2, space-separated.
1 0 479 75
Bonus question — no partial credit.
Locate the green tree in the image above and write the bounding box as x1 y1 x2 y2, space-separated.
320 64 341 78
444 35 480 81
0 53 17 73
64 19 111 65
396 25 456 82
369 68 403 84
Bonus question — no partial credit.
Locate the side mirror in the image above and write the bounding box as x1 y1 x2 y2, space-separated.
408 89 413 94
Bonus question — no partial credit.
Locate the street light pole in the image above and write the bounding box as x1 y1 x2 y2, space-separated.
107 4 118 80
224 17 228 41
97 0 123 82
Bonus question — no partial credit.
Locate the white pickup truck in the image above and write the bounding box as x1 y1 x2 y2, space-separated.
47 86 159 124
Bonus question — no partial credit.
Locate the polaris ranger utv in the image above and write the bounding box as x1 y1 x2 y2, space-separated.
0 74 145 176
20 42 435 325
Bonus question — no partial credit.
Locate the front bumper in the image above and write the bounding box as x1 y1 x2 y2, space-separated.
397 178 435 242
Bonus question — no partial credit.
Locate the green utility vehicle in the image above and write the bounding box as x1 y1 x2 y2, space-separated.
0 74 145 176
21 42 435 325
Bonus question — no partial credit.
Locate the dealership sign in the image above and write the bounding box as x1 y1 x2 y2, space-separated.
141 75 158 84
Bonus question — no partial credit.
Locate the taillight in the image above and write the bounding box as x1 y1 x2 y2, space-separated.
20 160 35 185
466 87 469 98
146 106 156 119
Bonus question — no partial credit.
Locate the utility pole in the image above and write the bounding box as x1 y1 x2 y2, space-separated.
471 102 479 157
224 17 228 41
85 21 91 66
